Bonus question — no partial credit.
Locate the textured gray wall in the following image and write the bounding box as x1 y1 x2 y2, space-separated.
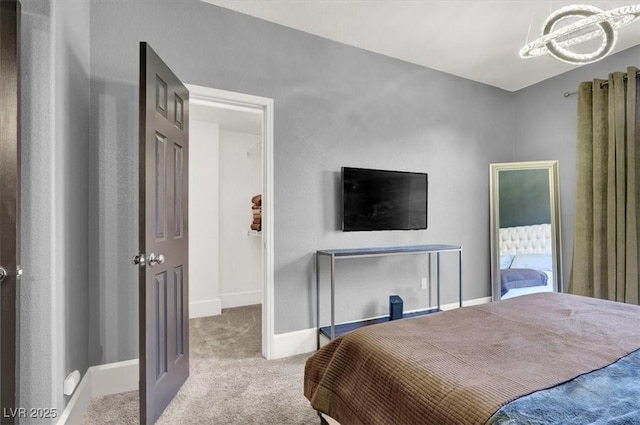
19 0 90 420
52 0 90 413
514 45 640 287
20 0 55 417
88 0 513 344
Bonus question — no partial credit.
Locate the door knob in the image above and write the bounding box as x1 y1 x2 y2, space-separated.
148 253 165 266
132 253 146 267
0 266 22 282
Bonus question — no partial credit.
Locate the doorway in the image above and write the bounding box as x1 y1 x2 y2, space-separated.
185 84 274 360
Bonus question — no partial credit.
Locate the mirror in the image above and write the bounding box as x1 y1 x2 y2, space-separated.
490 161 562 301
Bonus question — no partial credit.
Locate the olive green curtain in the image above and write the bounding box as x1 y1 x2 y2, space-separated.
570 67 640 304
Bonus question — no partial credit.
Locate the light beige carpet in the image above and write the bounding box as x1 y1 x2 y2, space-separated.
82 305 318 424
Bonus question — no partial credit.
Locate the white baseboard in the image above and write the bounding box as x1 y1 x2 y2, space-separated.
91 359 139 397
56 359 139 425
272 327 317 359
55 370 93 425
272 296 493 359
221 290 262 309
190 298 222 318
441 296 492 311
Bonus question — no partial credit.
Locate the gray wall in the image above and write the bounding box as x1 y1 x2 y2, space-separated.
88 0 514 349
20 0 55 417
53 0 91 413
20 0 90 420
513 45 640 288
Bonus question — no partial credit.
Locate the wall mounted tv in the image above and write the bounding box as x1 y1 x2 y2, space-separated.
342 167 428 231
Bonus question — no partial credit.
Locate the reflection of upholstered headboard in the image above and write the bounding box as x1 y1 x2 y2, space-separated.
499 224 552 255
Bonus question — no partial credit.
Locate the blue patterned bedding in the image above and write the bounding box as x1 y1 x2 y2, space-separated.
488 349 640 424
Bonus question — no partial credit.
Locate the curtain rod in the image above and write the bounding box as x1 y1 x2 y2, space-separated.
563 70 640 97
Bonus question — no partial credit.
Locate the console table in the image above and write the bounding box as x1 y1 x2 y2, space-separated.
316 244 462 348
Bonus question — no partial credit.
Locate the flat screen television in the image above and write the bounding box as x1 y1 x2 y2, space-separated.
342 167 428 231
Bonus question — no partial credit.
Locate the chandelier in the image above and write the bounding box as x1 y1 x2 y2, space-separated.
519 4 640 64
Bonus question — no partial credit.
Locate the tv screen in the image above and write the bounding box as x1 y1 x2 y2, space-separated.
342 167 428 231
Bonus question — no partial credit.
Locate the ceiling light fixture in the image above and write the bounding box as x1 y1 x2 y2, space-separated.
519 4 640 64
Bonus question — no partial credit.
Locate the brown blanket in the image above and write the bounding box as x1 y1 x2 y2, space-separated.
304 292 640 425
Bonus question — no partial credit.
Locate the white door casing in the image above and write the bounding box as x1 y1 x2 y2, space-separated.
186 84 275 360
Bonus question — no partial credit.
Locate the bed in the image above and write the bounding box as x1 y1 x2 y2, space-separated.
499 224 554 299
304 292 640 424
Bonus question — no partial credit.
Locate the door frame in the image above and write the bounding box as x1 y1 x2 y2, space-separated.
0 0 21 418
185 84 275 360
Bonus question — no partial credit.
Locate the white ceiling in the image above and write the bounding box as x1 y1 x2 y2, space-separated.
204 0 640 91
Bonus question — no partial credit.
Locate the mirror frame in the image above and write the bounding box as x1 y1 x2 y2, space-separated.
490 160 562 301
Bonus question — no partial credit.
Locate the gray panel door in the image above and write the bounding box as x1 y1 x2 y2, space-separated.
0 1 21 421
138 42 189 425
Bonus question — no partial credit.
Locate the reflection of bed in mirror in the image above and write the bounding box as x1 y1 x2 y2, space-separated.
489 161 562 301
499 223 553 299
